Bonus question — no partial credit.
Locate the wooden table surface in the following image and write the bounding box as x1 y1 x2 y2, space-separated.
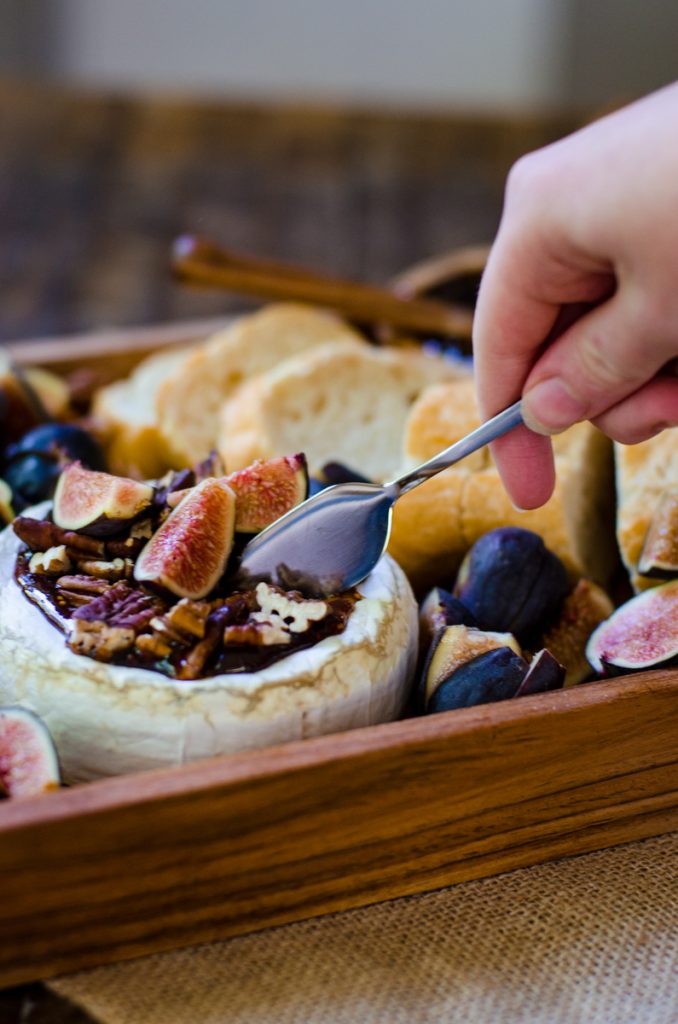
0 79 579 1020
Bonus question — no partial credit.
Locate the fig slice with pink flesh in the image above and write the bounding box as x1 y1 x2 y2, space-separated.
225 454 308 533
135 477 236 599
0 706 60 798
53 461 153 536
585 578 678 675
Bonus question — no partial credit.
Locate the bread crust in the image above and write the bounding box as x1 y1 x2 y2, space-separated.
219 340 469 479
388 380 615 593
615 431 678 590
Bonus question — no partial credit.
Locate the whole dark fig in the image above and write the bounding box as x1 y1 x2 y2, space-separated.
454 527 568 642
427 647 528 713
4 422 106 511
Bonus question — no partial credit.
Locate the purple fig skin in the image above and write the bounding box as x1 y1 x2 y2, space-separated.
426 647 529 714
418 587 476 653
454 527 568 643
418 623 522 712
514 649 565 697
585 579 678 675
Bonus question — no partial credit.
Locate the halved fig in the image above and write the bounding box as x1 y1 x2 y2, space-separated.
225 454 308 533
427 647 529 713
586 579 678 675
135 478 236 599
419 587 476 651
421 623 523 707
541 578 614 686
454 527 568 642
514 649 565 697
0 478 14 525
53 462 153 536
637 490 678 578
0 706 60 798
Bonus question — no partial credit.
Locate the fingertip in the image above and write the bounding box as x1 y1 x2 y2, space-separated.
490 428 556 510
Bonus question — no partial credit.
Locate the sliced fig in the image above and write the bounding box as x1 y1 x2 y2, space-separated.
427 647 529 713
542 578 614 686
586 579 678 675
53 462 153 536
514 649 565 697
0 478 14 525
419 587 476 651
135 477 236 599
0 706 60 798
454 527 568 642
637 490 678 578
225 454 308 533
421 623 523 707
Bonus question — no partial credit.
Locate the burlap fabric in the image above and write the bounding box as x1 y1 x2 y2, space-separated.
51 832 677 1024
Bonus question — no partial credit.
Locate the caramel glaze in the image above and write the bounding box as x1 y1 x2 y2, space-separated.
14 554 359 680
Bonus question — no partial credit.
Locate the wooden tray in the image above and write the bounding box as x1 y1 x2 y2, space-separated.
1 320 677 987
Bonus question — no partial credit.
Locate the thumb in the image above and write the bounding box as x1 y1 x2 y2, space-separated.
521 292 675 434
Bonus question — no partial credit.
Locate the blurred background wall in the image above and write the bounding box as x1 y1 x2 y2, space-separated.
3 0 677 113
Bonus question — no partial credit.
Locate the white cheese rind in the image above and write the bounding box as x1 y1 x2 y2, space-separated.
0 505 418 783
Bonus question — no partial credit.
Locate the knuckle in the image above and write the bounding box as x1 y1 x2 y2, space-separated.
576 331 638 390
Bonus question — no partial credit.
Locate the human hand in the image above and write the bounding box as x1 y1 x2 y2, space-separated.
473 82 678 510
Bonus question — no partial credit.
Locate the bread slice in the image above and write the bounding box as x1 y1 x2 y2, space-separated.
218 340 470 481
615 431 678 590
155 304 367 466
92 346 193 479
388 379 616 594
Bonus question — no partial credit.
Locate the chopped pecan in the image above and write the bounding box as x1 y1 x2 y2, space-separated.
57 575 112 595
107 535 146 559
166 598 210 639
13 517 105 559
76 557 132 581
57 589 101 607
223 621 291 646
68 619 135 661
29 545 72 575
252 582 328 634
72 581 164 631
176 611 226 680
135 632 173 659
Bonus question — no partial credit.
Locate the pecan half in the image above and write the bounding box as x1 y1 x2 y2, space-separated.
68 619 135 661
72 581 164 631
13 518 106 559
76 557 132 582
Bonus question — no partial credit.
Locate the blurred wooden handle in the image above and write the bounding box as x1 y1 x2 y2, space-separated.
172 235 474 338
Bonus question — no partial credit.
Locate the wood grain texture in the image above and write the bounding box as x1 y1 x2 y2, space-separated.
0 671 676 987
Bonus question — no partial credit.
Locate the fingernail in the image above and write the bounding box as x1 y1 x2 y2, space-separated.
522 378 588 434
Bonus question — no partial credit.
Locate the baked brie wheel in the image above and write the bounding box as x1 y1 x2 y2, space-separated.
0 507 417 784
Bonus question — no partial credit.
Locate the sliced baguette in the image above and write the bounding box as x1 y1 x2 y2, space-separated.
155 304 367 466
615 430 678 590
388 379 615 593
218 340 470 481
92 346 193 479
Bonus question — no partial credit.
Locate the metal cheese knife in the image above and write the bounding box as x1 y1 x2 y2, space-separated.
233 400 524 596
